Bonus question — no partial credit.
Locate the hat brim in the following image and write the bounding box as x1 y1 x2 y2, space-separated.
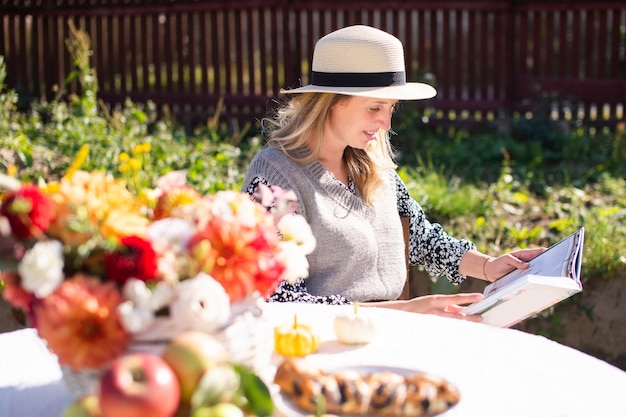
279 82 436 100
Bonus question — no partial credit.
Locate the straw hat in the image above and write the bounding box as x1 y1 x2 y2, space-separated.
281 25 436 100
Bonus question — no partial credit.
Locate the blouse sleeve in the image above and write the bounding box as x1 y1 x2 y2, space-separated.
246 175 351 305
395 172 476 285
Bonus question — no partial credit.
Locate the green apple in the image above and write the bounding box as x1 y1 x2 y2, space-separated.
161 331 229 404
191 364 240 408
191 403 245 417
61 394 102 417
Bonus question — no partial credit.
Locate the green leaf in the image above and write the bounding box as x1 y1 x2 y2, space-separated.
233 364 274 417
191 365 240 411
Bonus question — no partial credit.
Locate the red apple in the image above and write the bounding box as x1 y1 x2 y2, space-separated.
161 331 229 404
97 352 180 417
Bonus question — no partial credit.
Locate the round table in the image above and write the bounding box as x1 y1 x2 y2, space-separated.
1 302 625 417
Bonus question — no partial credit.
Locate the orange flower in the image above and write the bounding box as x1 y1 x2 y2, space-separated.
188 204 285 302
34 274 130 370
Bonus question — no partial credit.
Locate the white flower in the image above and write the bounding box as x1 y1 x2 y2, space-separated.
148 219 196 283
277 241 311 283
117 301 155 334
122 279 175 311
18 240 64 298
148 281 175 311
147 218 195 248
170 273 231 333
277 213 316 255
122 279 152 306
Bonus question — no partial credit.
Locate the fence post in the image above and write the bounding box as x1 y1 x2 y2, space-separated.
505 0 516 118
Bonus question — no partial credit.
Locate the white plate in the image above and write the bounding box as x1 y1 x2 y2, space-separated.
272 364 459 417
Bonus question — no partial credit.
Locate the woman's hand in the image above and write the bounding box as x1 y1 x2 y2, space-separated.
460 248 546 283
362 293 485 322
484 247 546 282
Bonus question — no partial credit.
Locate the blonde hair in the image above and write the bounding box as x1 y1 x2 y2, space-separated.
261 93 397 204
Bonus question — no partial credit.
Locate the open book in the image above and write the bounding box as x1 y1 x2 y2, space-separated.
463 227 585 328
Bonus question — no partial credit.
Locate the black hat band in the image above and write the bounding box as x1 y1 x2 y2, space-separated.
311 71 406 88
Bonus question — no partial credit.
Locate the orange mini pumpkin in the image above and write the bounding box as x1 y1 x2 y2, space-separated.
274 315 320 357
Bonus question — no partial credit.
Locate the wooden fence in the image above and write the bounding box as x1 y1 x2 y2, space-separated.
1 0 625 130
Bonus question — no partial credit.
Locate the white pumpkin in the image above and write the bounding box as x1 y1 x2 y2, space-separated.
333 302 378 345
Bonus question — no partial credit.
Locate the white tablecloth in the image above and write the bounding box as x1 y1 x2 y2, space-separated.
1 302 626 417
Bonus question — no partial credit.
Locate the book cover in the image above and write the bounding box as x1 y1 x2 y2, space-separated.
463 227 585 327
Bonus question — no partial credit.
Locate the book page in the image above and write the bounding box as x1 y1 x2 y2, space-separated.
567 228 585 285
484 227 584 297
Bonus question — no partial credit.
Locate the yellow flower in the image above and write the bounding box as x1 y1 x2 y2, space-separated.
101 209 149 240
132 143 151 155
7 164 18 178
119 162 131 173
64 144 90 180
153 186 201 220
46 171 147 245
128 158 142 171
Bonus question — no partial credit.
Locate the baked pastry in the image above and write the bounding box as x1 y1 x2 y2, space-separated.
274 358 460 416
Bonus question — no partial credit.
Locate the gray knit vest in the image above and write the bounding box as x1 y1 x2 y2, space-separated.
243 147 406 301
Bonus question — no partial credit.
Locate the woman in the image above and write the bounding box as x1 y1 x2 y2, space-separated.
243 25 543 321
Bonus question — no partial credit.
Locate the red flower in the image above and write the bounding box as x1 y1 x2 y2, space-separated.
0 185 55 239
103 236 158 286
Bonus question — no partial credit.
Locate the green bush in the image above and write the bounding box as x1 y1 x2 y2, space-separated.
0 27 260 194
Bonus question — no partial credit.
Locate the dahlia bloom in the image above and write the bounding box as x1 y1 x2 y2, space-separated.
34 274 130 370
103 235 158 286
187 191 285 302
0 185 55 239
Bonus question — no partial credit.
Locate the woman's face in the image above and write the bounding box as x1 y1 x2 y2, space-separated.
324 95 397 150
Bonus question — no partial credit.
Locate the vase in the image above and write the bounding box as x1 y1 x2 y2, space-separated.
61 294 272 399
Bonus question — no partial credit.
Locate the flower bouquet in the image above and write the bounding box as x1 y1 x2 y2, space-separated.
0 169 315 407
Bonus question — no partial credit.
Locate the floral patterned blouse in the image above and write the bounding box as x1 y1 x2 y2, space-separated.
246 172 475 305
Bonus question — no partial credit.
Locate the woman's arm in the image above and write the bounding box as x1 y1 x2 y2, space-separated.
361 292 484 322
395 172 545 284
394 172 475 284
